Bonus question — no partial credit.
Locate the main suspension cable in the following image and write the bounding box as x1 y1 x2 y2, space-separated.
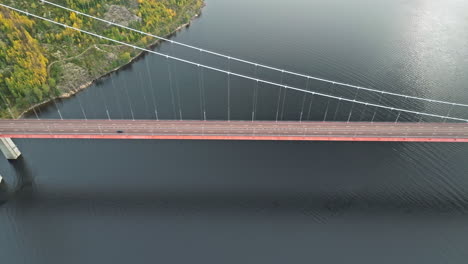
2 3 467 122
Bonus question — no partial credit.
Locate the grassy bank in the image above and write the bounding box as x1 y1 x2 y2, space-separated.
0 0 204 118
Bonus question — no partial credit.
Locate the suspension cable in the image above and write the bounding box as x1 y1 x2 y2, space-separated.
2 3 467 122
38 0 468 108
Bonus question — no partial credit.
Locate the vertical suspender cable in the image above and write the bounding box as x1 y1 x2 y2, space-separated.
137 71 151 118
275 71 284 122
227 57 231 121
170 42 182 120
251 65 259 122
145 58 159 120
299 77 310 122
166 56 177 120
307 93 316 121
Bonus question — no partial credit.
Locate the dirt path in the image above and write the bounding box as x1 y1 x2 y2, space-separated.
47 44 103 75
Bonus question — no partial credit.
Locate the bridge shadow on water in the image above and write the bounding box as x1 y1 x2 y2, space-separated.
2 139 467 225
8 183 468 223
2 139 468 223
0 157 36 205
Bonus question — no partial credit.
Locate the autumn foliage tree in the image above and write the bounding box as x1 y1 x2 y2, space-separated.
0 8 49 115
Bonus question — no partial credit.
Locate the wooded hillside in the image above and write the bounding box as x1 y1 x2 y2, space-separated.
0 0 204 118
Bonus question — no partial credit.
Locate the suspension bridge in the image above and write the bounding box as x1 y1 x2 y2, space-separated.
0 1 467 160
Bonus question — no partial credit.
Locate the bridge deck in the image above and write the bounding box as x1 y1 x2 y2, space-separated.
0 119 468 142
0 120 467 142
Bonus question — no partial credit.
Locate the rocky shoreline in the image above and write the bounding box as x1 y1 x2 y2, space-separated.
19 8 203 119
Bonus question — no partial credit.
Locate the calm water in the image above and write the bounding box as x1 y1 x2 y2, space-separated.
1 0 468 263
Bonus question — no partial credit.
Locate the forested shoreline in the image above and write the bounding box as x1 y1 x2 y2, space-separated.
0 0 204 118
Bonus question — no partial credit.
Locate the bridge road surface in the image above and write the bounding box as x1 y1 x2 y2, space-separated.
0 120 468 142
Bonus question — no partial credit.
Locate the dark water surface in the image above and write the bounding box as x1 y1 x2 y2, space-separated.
2 0 468 263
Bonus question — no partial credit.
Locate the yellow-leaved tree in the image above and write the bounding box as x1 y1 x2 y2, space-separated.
0 8 49 110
